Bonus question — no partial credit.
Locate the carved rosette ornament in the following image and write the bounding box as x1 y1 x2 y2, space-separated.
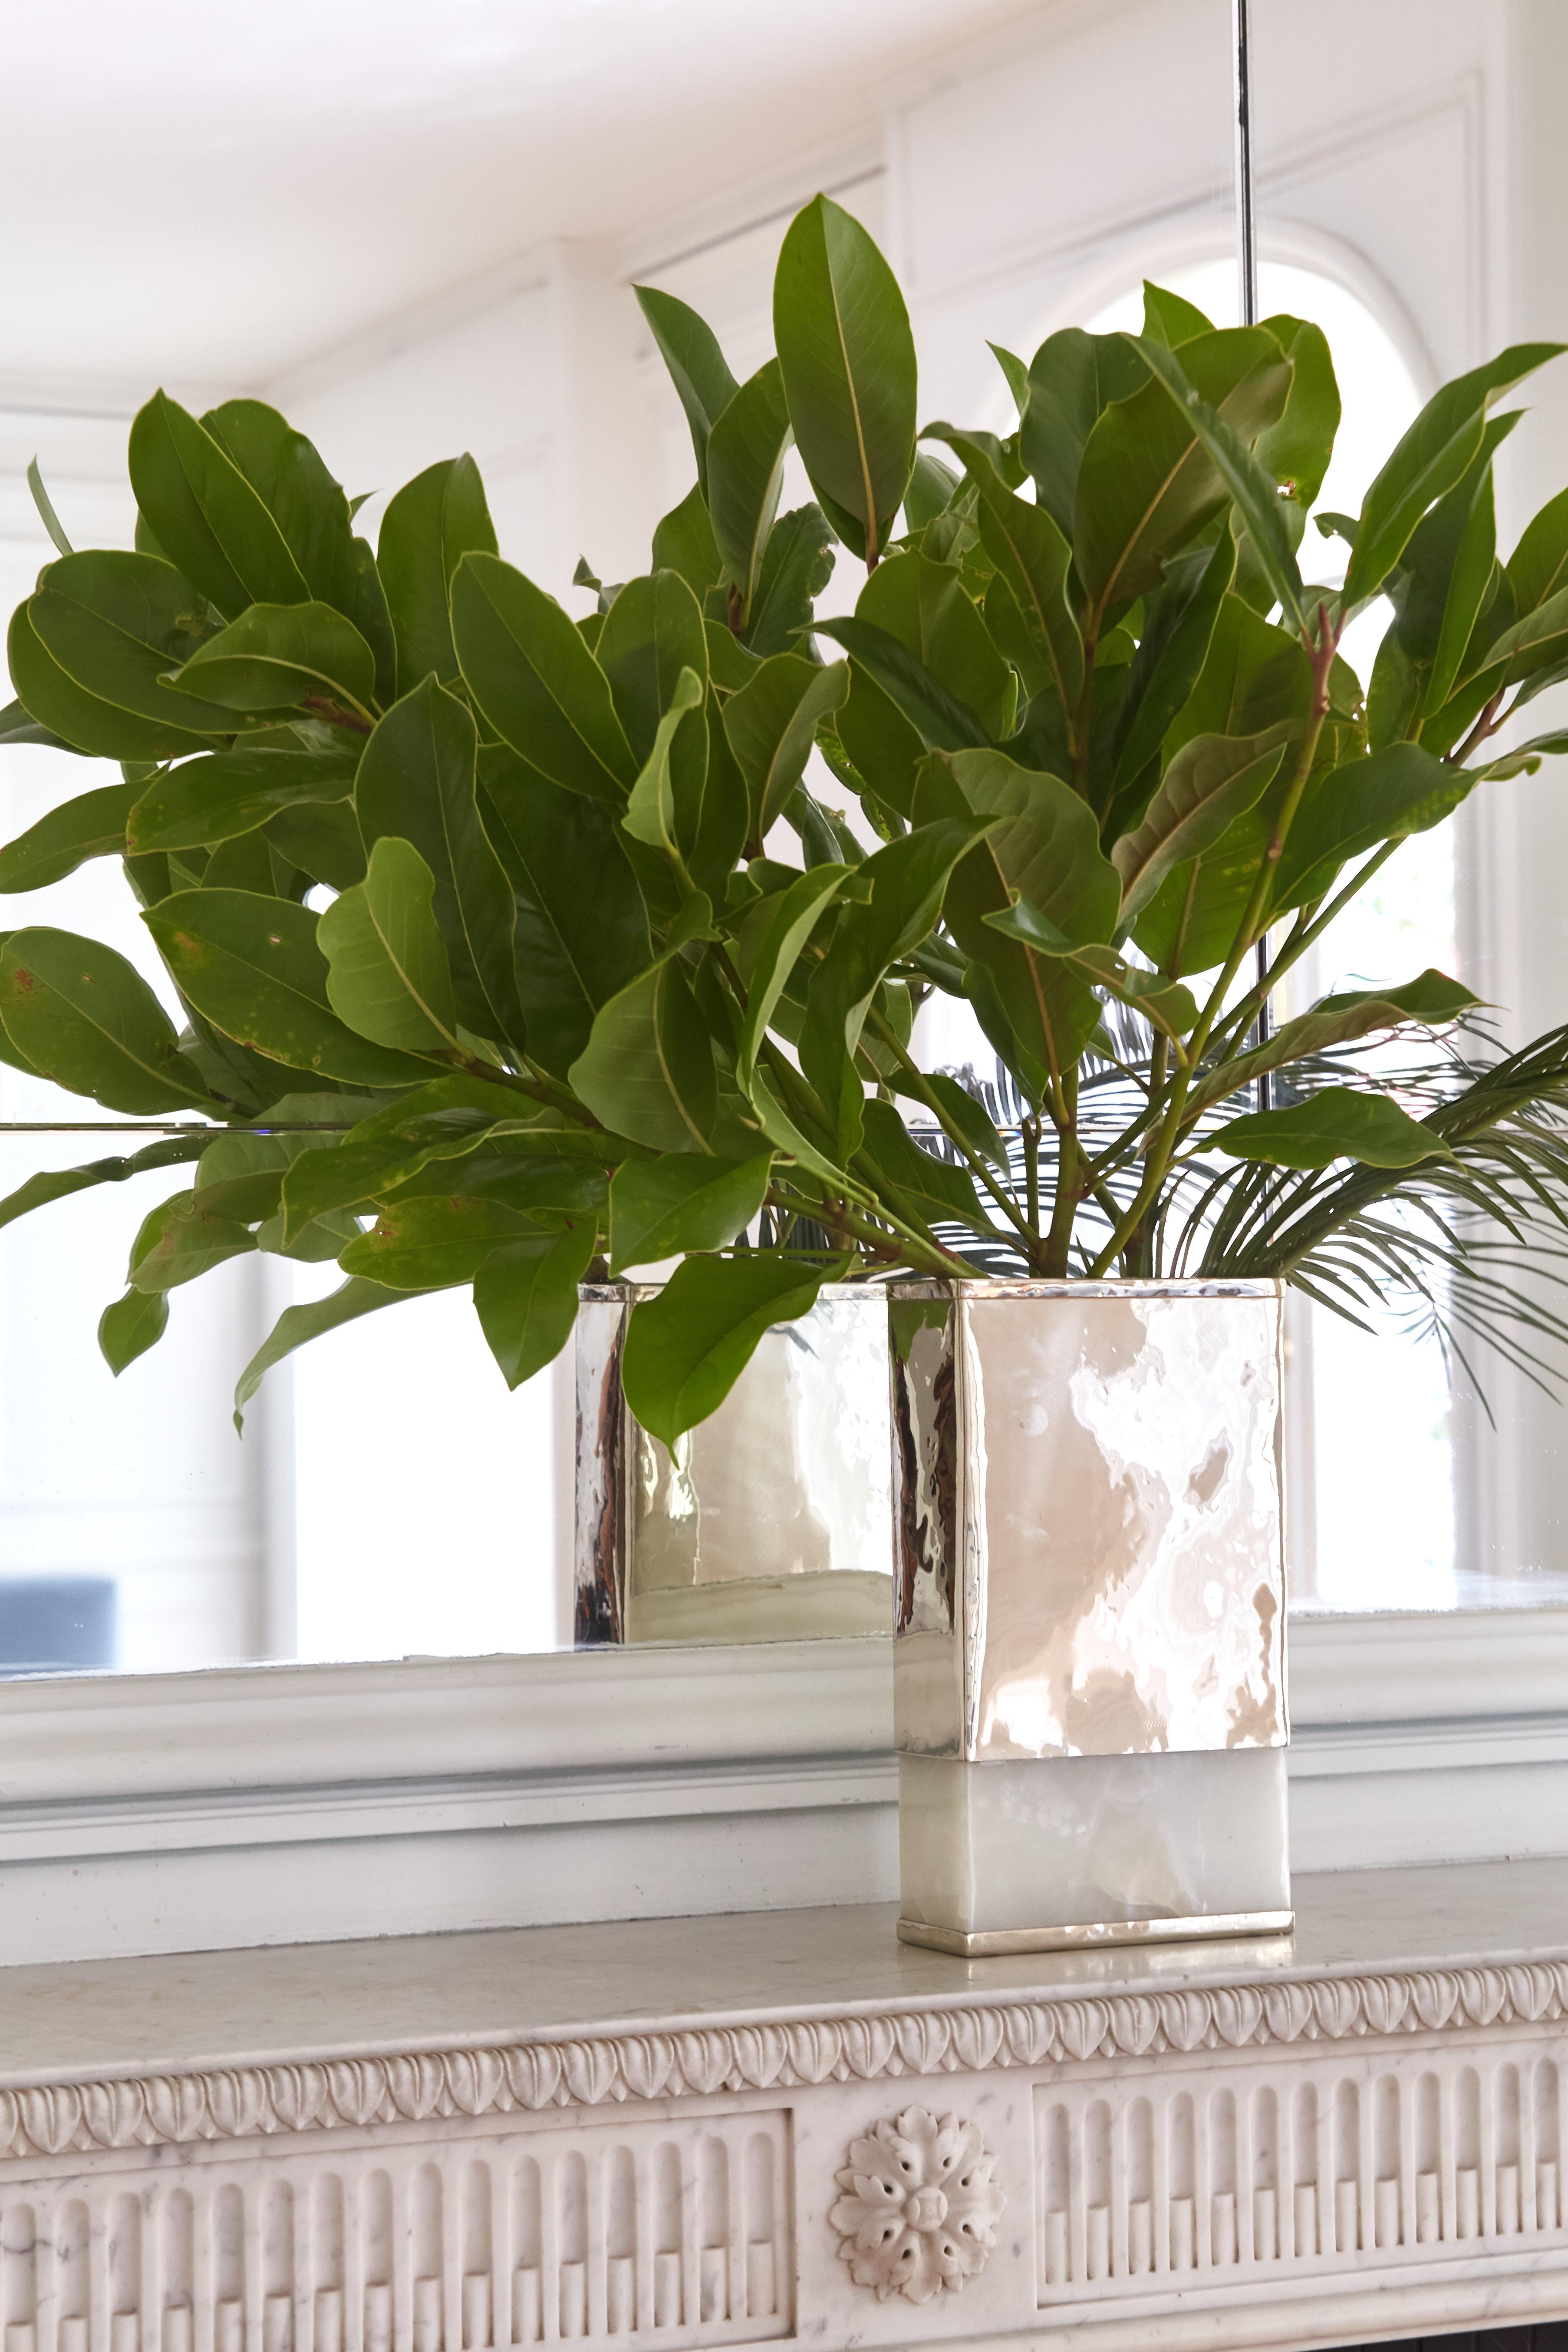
829 2105 1005 2303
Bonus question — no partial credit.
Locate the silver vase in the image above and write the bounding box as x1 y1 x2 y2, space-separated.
889 1279 1291 1955
574 1281 894 1646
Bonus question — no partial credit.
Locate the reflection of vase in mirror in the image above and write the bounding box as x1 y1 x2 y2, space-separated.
574 1285 893 1645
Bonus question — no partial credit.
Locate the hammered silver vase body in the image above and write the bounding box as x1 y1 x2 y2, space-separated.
889 1280 1291 1955
574 1282 893 1646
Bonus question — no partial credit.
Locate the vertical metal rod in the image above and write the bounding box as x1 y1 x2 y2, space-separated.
1232 0 1272 1111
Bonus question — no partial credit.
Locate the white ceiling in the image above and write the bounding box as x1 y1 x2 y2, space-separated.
0 0 1038 393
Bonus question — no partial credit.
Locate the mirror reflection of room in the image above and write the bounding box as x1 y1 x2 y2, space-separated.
3 0 1566 1679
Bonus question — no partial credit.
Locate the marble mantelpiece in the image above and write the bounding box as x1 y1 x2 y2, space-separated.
3 1860 1568 2350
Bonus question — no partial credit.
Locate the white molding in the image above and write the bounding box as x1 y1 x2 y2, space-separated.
1288 1606 1568 1723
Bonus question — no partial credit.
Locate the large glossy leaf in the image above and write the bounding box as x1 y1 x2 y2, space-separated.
1342 343 1564 610
1075 325 1293 631
1189 969 1479 1114
813 616 991 755
480 746 650 1078
318 835 457 1050
567 955 716 1152
144 888 437 1087
1507 483 1568 617
620 1250 829 1443
734 862 854 1085
651 485 724 600
128 390 310 617
354 676 523 1045
1163 592 1312 760
632 287 739 499
201 399 359 615
927 427 1084 711
722 653 849 848
128 1188 257 1292
10 552 241 758
1113 732 1287 923
340 1193 542 1289
773 195 916 565
857 546 1015 739
744 505 836 656
922 750 1119 1087
801 814 997 1148
860 1096 988 1230
609 1150 773 1272
167 601 378 717
1107 528 1236 800
0 782 135 891
1130 336 1307 633
0 1133 206 1237
622 670 707 869
377 455 497 693
1211 1086 1449 1169
1021 328 1149 540
451 553 636 802
0 929 213 1112
276 1074 536 1239
707 361 793 620
127 746 360 855
1388 416 1514 719
595 570 709 763
233 1275 403 1427
1254 314 1340 510
1268 740 1471 916
266 799 367 891
474 1224 598 1389
99 1286 170 1376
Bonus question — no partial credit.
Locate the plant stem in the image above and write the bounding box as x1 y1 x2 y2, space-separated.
1023 1114 1041 1235
1042 1068 1080 1275
868 1011 1045 1264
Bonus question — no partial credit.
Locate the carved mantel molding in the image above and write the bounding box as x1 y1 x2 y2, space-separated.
7 1953 1568 2165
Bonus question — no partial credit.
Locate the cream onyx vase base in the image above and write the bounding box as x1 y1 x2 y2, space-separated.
889 1280 1292 1956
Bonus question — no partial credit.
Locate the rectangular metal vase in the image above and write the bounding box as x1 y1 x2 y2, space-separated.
889 1280 1291 1956
575 1282 893 1646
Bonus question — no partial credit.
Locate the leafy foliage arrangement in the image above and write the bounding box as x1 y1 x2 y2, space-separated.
5 195 1568 1443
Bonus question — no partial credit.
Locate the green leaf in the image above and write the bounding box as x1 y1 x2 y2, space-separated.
744 506 837 655
622 668 707 864
722 653 850 848
318 836 458 1050
620 1249 830 1443
921 1070 1008 1169
1389 415 1515 716
166 600 377 716
1108 527 1237 799
978 909 1199 1042
1163 591 1312 763
860 1096 987 1229
1342 343 1565 610
339 1193 540 1290
10 551 242 758
1190 969 1480 1115
1075 325 1293 630
0 782 135 891
773 195 917 565
903 452 962 533
377 455 497 694
633 287 740 499
568 955 716 1153
1142 281 1214 346
734 861 854 1085
201 399 361 615
276 1076 537 1240
1211 1086 1451 1170
1477 728 1568 781
0 696 76 751
128 390 311 617
1254 314 1341 509
480 746 651 1078
26 458 74 556
0 1133 207 1236
1021 327 1149 540
0 929 213 1112
99 1287 170 1376
128 1188 257 1291
1506 483 1568 617
1269 740 1471 915
812 616 988 753
1130 335 1308 633
127 746 359 855
609 1150 774 1271
266 798 367 891
707 361 794 620
801 813 999 1150
922 750 1120 1088
474 1224 598 1389
234 1275 403 1428
926 426 1085 709
144 889 437 1087
651 485 724 600
451 552 636 802
853 545 1016 739
1112 732 1287 922
354 676 523 1046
